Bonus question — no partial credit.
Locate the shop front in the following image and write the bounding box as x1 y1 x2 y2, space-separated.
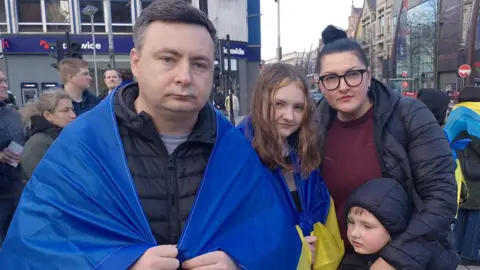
0 34 133 106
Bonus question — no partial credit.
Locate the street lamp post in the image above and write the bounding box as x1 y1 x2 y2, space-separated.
82 5 99 96
275 0 282 62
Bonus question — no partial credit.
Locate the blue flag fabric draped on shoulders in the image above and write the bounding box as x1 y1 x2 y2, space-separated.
0 95 302 269
236 117 331 235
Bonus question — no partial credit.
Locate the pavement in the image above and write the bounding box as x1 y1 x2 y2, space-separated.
458 266 480 270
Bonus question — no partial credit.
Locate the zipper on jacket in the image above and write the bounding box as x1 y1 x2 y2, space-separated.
167 155 180 244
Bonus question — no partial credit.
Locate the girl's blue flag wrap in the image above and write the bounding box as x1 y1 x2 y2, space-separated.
237 117 344 270
0 94 302 270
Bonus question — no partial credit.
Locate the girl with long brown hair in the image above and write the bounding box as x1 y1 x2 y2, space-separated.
237 63 335 267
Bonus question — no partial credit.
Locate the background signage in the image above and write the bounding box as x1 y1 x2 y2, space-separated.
1 35 258 61
219 40 248 59
2 35 134 54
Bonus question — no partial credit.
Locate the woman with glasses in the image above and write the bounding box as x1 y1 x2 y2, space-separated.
316 25 459 269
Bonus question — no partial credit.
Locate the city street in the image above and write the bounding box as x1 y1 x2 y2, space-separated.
458 266 480 270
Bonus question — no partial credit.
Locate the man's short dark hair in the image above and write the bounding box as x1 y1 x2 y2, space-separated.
133 0 217 52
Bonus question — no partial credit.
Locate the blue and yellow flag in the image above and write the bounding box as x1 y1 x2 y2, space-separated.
237 117 344 270
0 95 302 269
444 102 480 206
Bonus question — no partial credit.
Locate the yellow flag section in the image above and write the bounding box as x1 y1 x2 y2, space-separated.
296 198 345 270
455 160 469 206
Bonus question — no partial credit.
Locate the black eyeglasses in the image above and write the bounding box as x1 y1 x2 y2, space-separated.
318 69 368 91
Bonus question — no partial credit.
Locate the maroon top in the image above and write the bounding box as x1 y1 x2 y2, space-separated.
322 107 383 250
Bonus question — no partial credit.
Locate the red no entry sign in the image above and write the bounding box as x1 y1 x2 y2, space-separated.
458 64 472 78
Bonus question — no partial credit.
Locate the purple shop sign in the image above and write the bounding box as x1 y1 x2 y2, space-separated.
1 34 134 55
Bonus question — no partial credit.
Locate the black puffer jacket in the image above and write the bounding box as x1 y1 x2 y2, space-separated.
114 83 216 245
316 79 458 269
340 178 459 270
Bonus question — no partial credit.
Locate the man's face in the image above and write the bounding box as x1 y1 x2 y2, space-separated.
71 67 92 91
104 70 121 90
130 21 215 114
0 71 8 101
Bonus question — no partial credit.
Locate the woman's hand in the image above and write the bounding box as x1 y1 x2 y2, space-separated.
304 235 317 265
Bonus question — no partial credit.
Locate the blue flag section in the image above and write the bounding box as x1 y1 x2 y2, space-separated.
0 95 302 270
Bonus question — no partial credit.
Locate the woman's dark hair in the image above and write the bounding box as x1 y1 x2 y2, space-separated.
458 86 480 103
250 63 321 176
316 25 369 72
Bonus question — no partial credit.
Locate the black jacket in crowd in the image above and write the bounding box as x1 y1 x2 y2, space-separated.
21 115 62 180
113 83 216 245
316 79 459 269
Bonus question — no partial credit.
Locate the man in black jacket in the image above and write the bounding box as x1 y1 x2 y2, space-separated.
117 1 237 269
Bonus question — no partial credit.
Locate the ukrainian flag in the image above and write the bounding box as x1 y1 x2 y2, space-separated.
0 95 302 269
444 102 480 206
238 118 344 270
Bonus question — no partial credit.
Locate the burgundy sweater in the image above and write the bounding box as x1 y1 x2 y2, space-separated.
322 107 383 250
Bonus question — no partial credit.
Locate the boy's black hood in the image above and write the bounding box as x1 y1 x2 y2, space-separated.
345 178 411 235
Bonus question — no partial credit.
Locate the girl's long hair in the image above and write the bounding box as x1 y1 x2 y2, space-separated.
249 63 322 176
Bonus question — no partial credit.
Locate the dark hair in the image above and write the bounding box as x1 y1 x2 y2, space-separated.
120 69 134 82
250 63 321 176
459 86 480 103
133 0 217 52
317 25 369 72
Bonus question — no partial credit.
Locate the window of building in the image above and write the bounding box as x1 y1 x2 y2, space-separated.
79 0 105 33
16 0 42 32
111 0 134 33
379 13 385 35
45 0 70 32
140 0 152 10
387 16 392 34
0 0 7 32
16 0 71 33
393 16 397 34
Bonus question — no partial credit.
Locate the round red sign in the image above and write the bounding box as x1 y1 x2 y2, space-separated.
458 64 472 78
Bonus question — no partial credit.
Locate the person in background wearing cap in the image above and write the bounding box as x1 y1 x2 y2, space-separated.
340 178 460 270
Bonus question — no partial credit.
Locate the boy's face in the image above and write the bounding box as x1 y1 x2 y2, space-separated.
347 207 391 254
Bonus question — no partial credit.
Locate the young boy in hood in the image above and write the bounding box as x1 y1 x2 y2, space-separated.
339 178 460 270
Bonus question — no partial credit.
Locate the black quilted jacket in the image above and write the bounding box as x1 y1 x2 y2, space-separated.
113 83 216 245
316 79 459 269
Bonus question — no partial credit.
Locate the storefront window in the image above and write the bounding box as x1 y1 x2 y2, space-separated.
0 0 7 32
111 0 133 33
80 0 105 33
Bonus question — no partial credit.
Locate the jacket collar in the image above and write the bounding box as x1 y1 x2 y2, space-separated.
113 82 217 144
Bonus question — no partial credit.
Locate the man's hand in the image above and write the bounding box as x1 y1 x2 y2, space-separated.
182 251 239 270
305 235 317 265
0 149 20 164
370 257 396 270
130 245 179 270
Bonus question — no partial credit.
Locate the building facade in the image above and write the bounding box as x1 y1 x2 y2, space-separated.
355 0 394 83
0 0 261 114
347 4 362 38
